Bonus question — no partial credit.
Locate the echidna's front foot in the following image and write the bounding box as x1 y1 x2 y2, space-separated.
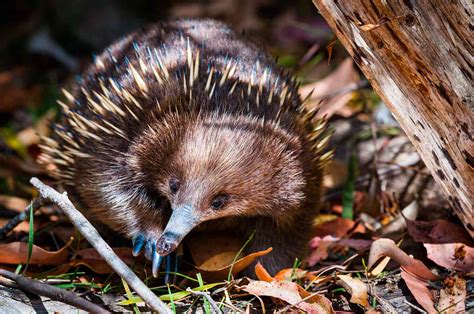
132 234 163 277
132 234 179 282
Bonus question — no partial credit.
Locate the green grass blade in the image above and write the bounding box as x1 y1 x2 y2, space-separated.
121 277 140 314
118 283 225 305
23 202 34 274
342 151 358 220
167 284 176 313
197 273 211 314
227 230 256 281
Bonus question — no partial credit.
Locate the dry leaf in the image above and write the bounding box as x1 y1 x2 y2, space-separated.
336 274 369 308
0 218 33 233
400 269 436 313
300 58 360 118
274 268 314 282
187 232 273 280
187 232 242 268
0 238 73 265
307 235 372 267
0 195 29 212
424 243 474 272
243 280 334 314
368 238 438 281
306 236 332 266
438 275 466 313
406 219 472 245
255 262 274 282
313 217 365 238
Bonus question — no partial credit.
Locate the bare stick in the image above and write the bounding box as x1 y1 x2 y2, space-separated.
30 177 172 314
0 268 108 313
0 198 45 239
186 288 223 314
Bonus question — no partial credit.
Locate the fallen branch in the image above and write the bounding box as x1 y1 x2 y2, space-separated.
0 268 108 313
186 287 223 314
30 177 172 314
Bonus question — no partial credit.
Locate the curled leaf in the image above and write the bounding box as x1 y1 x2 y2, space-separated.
400 269 436 313
368 238 438 281
336 274 369 308
424 243 474 272
187 232 273 281
255 262 274 282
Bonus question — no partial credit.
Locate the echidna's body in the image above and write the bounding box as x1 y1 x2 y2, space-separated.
40 19 331 276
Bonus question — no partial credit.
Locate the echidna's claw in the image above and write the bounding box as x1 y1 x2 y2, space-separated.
132 235 181 280
145 238 154 260
152 242 164 278
132 234 145 256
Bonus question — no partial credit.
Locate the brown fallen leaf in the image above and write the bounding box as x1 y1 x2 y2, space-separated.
424 243 474 272
368 238 438 281
336 274 369 308
187 232 242 267
400 269 436 313
406 219 472 245
299 58 360 118
255 262 274 282
187 232 273 280
0 237 73 265
243 280 334 314
43 247 143 275
312 217 366 238
274 267 315 282
306 236 332 266
196 248 272 281
438 275 466 313
307 235 372 267
0 218 34 233
0 195 29 212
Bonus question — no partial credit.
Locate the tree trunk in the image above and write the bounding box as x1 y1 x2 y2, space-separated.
312 0 473 236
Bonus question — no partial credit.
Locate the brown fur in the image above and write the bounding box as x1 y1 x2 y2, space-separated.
39 18 331 276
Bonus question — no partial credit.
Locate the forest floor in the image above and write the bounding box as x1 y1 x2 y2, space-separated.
0 1 472 313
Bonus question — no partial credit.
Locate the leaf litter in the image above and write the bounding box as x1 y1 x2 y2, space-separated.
0 6 472 312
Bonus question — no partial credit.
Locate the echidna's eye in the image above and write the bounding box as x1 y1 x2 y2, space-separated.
211 194 228 210
169 177 180 194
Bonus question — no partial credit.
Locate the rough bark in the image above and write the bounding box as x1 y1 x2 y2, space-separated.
313 0 473 236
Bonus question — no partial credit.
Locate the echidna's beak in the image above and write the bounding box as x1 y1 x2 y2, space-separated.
157 204 199 256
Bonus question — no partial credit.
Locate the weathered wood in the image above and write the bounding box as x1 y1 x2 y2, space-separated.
313 0 473 236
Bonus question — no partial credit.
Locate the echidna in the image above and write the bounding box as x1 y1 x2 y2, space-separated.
39 18 332 277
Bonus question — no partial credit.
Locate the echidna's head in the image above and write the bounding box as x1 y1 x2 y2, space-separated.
130 113 306 256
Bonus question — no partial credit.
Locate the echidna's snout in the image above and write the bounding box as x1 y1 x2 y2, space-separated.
157 204 200 255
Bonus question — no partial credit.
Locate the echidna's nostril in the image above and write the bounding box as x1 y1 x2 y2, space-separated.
157 234 177 255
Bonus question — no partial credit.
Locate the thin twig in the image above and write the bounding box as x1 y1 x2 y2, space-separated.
30 177 171 314
0 268 108 313
186 287 223 314
404 299 427 314
0 197 45 239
